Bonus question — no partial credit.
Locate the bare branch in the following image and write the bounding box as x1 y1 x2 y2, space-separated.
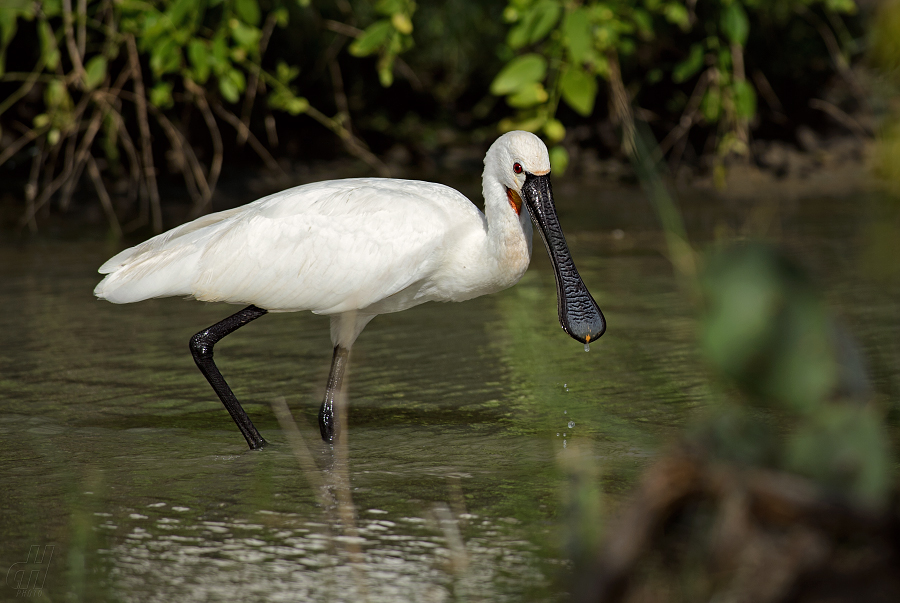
184 79 224 217
87 154 123 239
211 101 286 176
126 34 162 232
809 98 868 139
239 12 279 146
62 0 87 84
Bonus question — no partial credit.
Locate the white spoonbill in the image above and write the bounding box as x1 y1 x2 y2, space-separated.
94 131 605 449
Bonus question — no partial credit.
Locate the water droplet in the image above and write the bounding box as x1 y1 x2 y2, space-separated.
563 433 566 437
563 440 567 448
568 421 575 429
584 343 590 352
556 433 559 437
564 410 567 415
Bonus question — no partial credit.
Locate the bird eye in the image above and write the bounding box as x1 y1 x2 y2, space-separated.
513 162 523 174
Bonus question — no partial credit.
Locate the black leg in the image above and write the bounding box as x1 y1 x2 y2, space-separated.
189 304 268 450
318 345 350 443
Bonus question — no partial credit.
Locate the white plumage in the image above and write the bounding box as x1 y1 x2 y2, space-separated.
95 131 603 447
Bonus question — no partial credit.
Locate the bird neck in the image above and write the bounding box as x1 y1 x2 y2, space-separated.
482 175 533 269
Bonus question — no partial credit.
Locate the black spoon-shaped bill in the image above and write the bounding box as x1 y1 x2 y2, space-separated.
521 172 606 344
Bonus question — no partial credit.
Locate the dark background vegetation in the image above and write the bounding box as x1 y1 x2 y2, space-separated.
0 0 889 237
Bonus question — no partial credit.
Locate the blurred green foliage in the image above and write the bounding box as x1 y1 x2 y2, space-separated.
698 242 891 507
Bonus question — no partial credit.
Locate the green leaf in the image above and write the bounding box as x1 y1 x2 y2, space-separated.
632 9 653 38
549 145 569 175
490 53 547 96
166 0 194 28
499 115 546 134
150 81 174 108
544 118 565 143
349 20 392 57
211 32 229 74
786 406 890 506
0 8 18 49
150 38 182 76
188 40 211 83
375 0 405 16
701 87 721 122
231 21 261 49
391 12 413 35
733 79 757 119
721 3 749 46
506 81 548 108
528 0 560 44
559 66 597 116
563 8 591 64
664 2 690 31
673 43 704 83
45 78 67 109
38 20 60 70
219 68 245 102
234 0 261 26
507 0 561 49
43 0 61 17
83 55 107 90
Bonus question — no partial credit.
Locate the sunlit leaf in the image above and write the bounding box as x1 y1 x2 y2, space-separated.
507 0 560 49
560 66 597 116
150 81 174 108
150 38 182 76
701 87 721 122
528 0 560 44
83 55 107 90
490 53 547 96
38 20 60 70
549 145 569 175
231 21 261 49
733 79 756 119
498 114 546 133
507 81 548 108
391 12 413 35
721 3 749 46
664 2 690 31
234 0 261 26
563 8 591 64
166 0 194 28
45 78 67 108
375 0 405 16
188 40 211 83
219 68 245 102
349 20 392 57
544 118 565 143
673 43 704 83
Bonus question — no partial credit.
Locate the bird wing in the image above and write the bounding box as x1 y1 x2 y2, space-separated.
95 178 486 314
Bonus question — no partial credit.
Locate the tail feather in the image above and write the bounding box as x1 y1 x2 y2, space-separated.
95 206 245 303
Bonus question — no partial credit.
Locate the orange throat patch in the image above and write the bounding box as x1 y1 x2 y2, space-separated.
506 188 523 215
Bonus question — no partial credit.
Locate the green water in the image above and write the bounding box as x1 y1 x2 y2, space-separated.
1 185 897 602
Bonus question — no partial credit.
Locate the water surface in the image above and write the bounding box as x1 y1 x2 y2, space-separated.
1 183 897 602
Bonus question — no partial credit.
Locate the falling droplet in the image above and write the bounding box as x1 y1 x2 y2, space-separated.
564 410 567 415
563 440 567 448
556 433 560 437
584 343 590 352
568 421 575 429
563 433 566 437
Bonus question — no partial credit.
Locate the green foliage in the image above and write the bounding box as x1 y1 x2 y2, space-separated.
697 241 891 506
491 0 860 163
348 0 416 87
